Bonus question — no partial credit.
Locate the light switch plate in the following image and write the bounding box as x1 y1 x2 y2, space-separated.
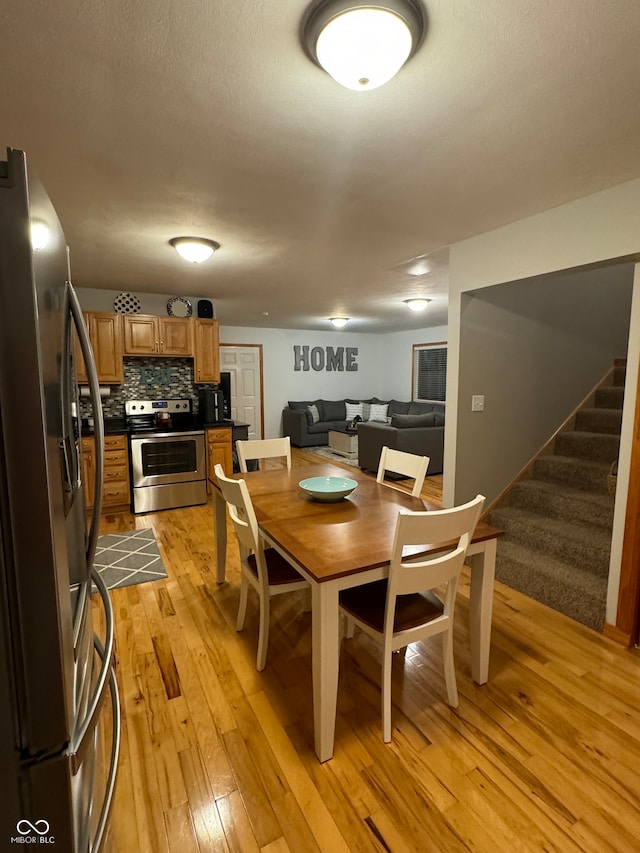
472 395 485 412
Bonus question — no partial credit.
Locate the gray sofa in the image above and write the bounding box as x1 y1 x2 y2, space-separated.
282 398 445 474
357 408 445 475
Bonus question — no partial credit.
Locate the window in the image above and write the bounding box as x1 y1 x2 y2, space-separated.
412 343 447 401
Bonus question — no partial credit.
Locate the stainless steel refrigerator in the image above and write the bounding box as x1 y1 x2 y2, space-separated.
0 148 120 851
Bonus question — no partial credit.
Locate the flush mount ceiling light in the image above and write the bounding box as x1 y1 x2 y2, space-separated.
303 0 425 91
330 317 349 327
170 237 220 263
404 298 431 312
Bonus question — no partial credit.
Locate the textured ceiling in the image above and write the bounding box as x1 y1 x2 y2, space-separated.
3 0 640 331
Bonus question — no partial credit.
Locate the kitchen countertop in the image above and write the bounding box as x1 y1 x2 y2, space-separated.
81 417 127 436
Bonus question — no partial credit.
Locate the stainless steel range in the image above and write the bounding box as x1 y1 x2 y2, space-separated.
126 399 206 513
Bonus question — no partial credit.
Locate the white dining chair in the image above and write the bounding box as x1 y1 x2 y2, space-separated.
339 493 485 742
214 463 308 671
236 436 292 473
376 445 430 498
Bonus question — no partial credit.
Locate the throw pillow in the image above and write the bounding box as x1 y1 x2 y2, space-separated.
322 399 346 420
360 402 371 421
390 412 437 428
345 402 364 420
368 403 389 422
306 404 320 426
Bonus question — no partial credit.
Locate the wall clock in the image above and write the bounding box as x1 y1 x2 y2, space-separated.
167 296 193 317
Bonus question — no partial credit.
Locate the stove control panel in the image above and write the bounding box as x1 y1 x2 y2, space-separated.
125 399 193 415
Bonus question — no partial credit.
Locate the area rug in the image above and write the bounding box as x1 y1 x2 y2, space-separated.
308 445 360 468
94 527 168 590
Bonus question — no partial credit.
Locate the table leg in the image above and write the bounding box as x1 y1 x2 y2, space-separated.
213 490 227 584
311 581 341 762
468 538 497 684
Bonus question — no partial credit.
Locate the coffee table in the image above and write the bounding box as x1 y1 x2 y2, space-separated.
328 429 358 459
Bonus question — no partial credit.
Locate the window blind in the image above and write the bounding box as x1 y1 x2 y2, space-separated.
413 345 447 401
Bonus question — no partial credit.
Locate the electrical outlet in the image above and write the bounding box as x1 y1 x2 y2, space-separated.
471 395 485 412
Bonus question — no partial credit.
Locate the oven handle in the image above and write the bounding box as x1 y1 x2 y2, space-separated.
130 430 205 441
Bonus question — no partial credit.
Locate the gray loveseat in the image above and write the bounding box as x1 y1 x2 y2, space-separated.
282 398 445 474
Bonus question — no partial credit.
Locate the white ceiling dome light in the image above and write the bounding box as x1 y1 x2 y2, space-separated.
304 0 425 92
330 317 349 327
404 298 431 312
170 237 220 263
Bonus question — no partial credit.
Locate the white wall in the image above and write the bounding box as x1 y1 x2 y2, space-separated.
219 325 448 439
446 177 640 624
375 326 448 401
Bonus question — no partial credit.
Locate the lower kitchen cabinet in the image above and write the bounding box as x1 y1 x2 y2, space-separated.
81 433 130 512
207 427 233 484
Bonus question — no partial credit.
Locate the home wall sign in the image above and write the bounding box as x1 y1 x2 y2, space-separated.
293 345 358 372
139 366 179 385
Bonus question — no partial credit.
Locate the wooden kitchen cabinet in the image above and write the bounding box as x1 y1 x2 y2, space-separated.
75 311 124 384
81 433 130 512
123 314 193 356
207 427 232 488
194 318 220 383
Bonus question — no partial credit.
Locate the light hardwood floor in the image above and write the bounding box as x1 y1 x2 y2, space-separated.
96 449 640 852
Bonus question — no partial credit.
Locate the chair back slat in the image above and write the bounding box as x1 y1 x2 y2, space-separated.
236 437 291 473
376 446 430 497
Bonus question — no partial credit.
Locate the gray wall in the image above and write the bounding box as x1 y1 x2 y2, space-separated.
454 264 634 504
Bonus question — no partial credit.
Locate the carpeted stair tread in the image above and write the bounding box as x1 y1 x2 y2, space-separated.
554 430 620 463
534 454 611 494
489 506 611 577
495 540 606 631
595 386 624 409
510 479 614 530
575 407 623 435
613 364 626 386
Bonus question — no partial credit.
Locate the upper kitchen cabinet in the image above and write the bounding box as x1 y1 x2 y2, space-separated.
123 314 193 356
75 312 124 384
193 318 220 383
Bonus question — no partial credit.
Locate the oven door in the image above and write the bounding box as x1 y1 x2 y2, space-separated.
130 431 205 487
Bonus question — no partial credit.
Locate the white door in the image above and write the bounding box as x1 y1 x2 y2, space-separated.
220 345 263 439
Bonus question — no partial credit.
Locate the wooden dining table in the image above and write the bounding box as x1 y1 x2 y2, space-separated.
211 462 503 762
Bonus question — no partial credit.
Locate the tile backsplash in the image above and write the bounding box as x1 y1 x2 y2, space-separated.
79 357 217 419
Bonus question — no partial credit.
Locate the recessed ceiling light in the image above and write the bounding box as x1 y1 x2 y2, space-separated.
330 317 349 327
407 257 431 276
170 237 220 263
404 298 431 312
304 0 425 92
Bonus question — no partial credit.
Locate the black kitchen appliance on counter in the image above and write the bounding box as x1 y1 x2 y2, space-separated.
198 387 226 423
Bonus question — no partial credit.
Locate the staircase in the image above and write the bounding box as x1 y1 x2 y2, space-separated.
489 363 625 632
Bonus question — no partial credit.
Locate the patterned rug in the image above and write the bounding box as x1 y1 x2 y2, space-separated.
94 527 167 590
308 445 360 468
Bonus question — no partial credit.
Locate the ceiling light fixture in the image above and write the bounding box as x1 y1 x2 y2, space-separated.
407 257 431 276
404 298 431 312
303 0 425 92
330 317 349 327
170 237 220 263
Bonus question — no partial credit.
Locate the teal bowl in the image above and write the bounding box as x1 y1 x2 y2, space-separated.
299 476 357 502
